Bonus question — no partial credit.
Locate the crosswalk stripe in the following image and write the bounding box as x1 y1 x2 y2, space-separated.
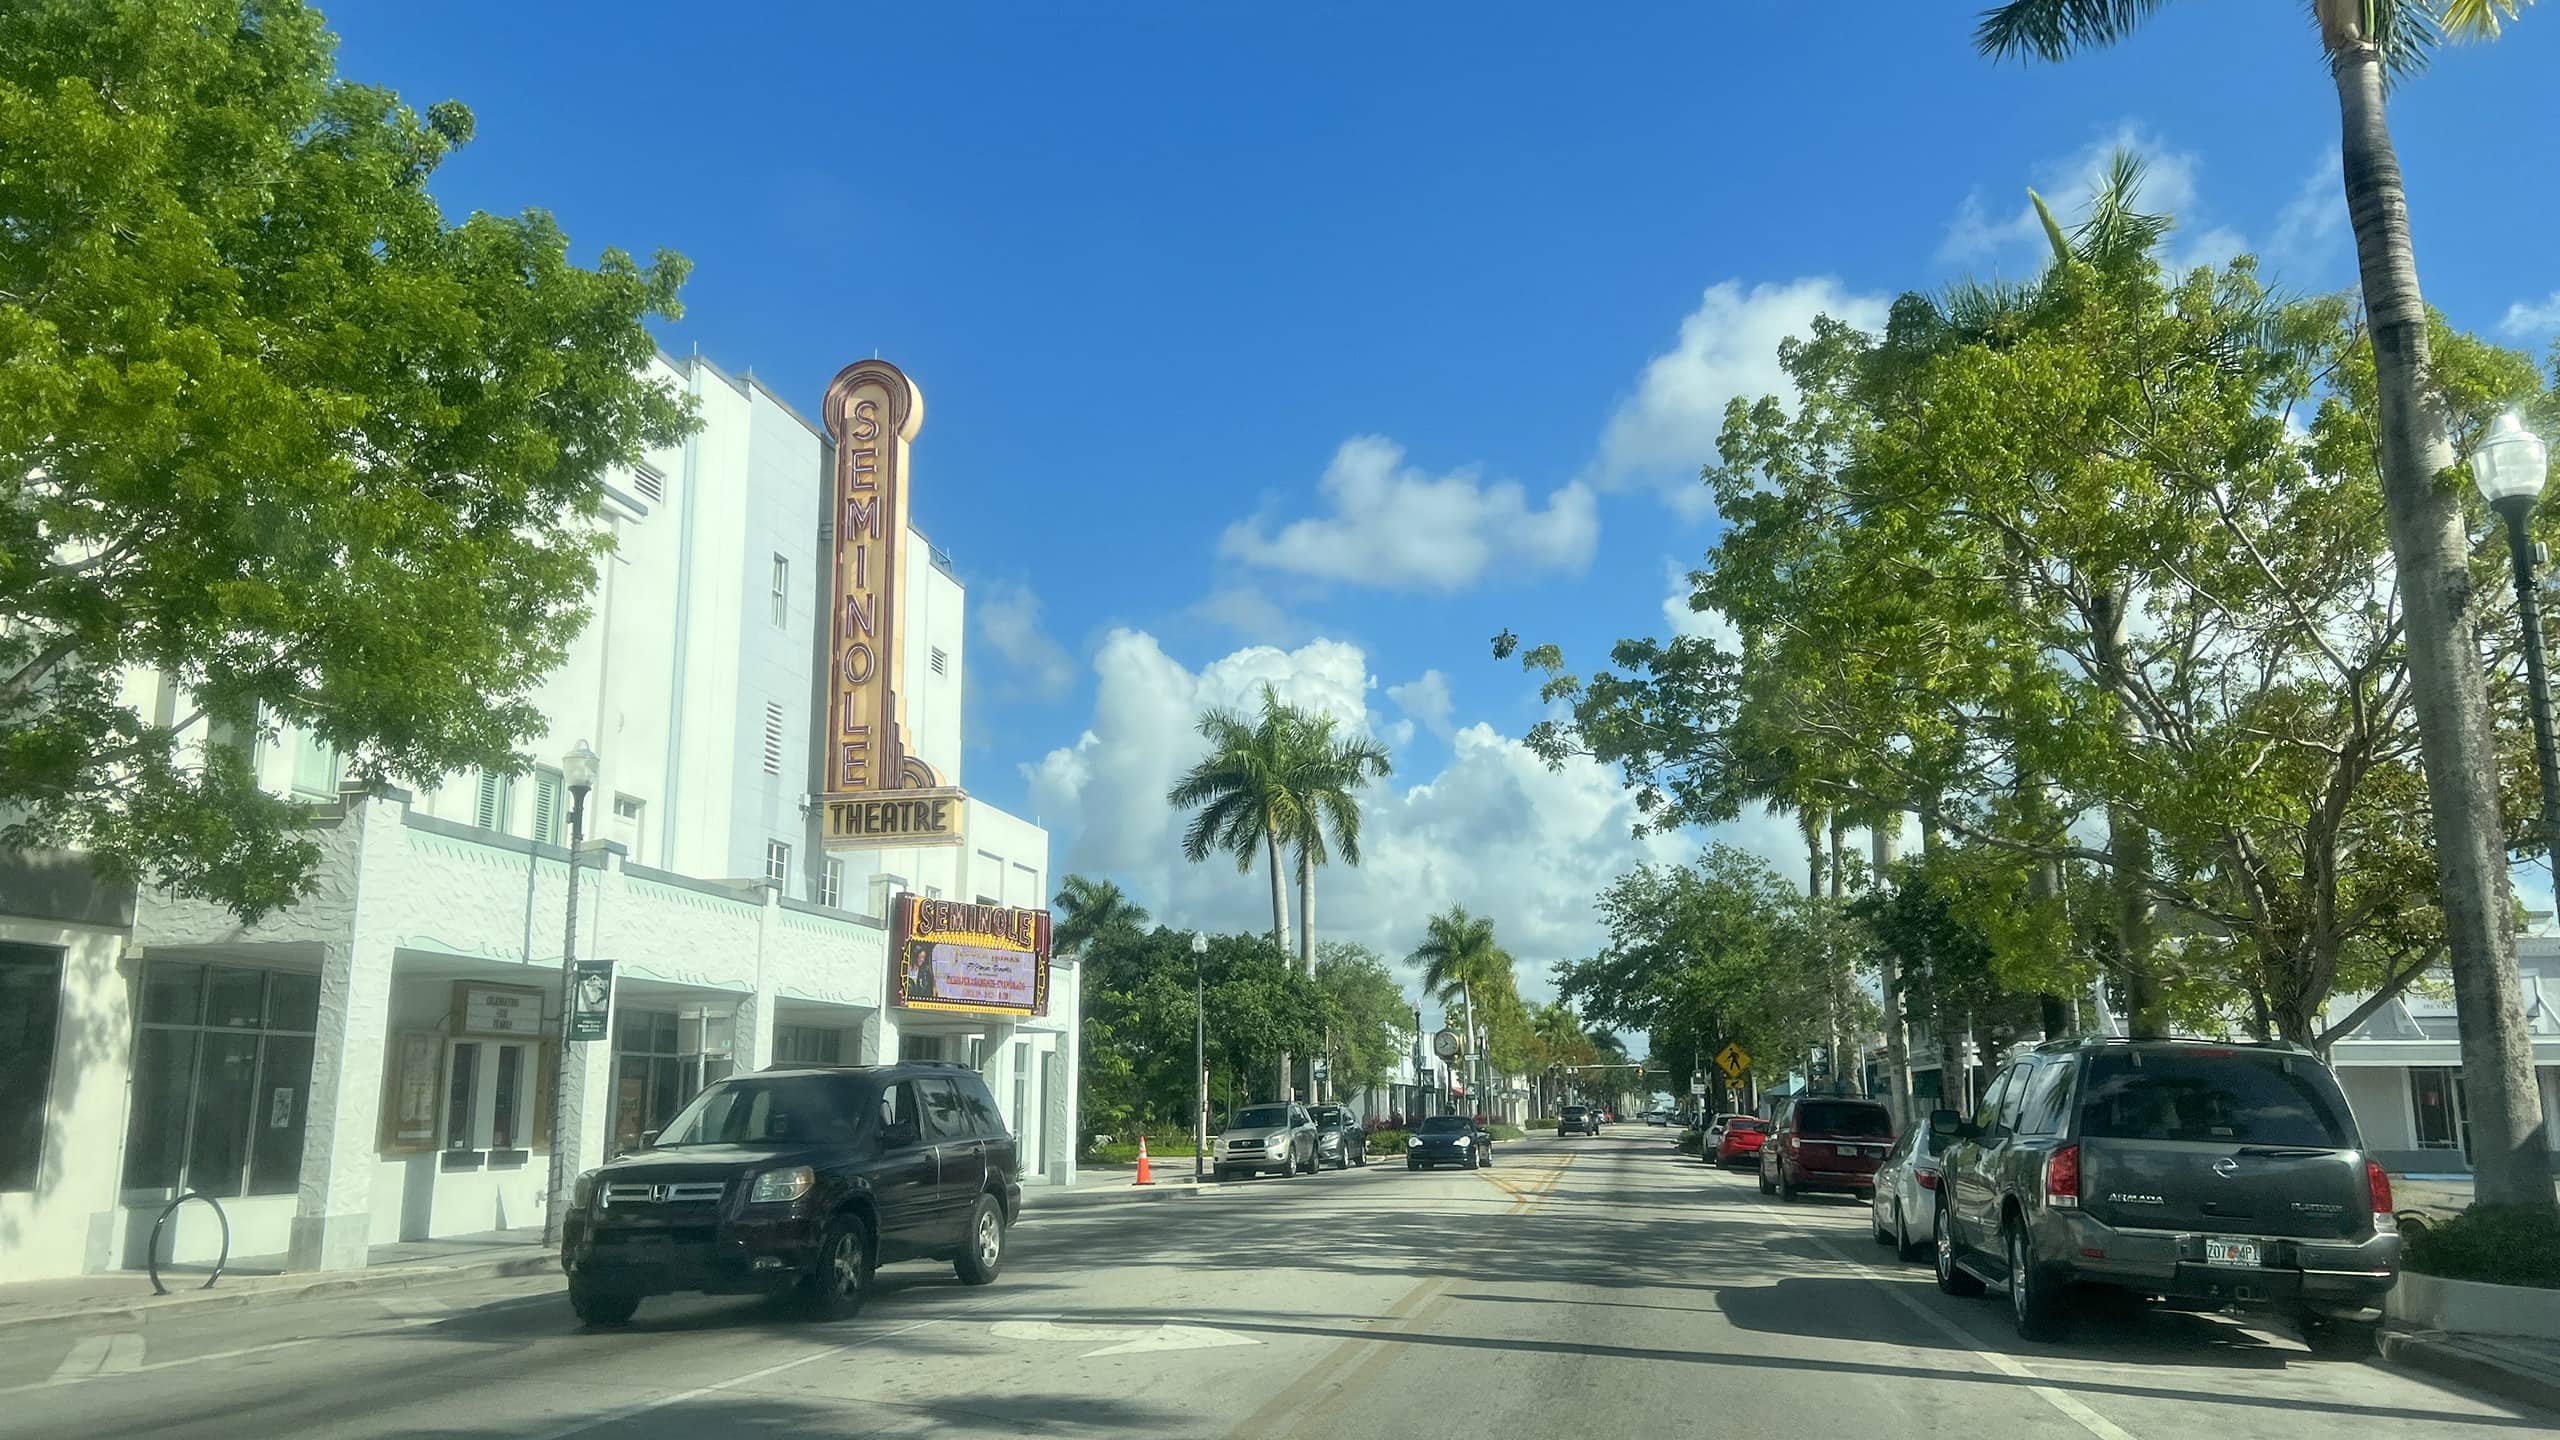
47 1333 144 1382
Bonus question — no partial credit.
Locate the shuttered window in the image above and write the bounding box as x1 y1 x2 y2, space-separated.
765 841 791 887
929 646 948 677
531 769 563 847
761 703 785 776
632 463 665 504
474 772 514 834
770 554 789 627
820 859 843 909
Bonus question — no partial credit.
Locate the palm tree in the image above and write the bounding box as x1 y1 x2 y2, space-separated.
1283 712 1392 977
1973 0 2554 1212
1167 684 1310 957
1411 906 1518 1101
1051 874 1148 958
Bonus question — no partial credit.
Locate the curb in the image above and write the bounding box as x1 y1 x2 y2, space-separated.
1024 1180 1216 1209
2379 1329 2560 1416
0 1252 557 1336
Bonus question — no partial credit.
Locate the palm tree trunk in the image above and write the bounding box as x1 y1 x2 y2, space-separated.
1266 824 1292 1100
1297 848 1316 977
1873 823 1911 1130
2331 40 2554 1209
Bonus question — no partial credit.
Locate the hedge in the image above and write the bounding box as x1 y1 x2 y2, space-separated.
2404 1203 2560 1290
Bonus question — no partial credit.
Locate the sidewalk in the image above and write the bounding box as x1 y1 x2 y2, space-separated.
2380 1329 2560 1416
0 1227 554 1336
1022 1163 1215 1208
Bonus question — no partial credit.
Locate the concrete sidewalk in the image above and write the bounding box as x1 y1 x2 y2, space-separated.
2380 1328 2560 1416
1022 1163 1214 1208
0 1227 554 1336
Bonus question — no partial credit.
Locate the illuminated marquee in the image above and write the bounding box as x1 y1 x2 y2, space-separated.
889 894 1052 1017
819 359 957 848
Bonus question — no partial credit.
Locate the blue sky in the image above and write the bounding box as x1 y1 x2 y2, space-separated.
330 2 2560 1003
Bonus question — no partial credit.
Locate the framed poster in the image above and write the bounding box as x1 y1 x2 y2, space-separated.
380 1030 443 1153
888 894 1051 1017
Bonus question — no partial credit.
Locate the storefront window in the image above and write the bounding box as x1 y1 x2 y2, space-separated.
444 1040 535 1155
774 1025 844 1065
611 1007 735 1154
2410 1067 2470 1158
123 961 319 1198
0 945 65 1192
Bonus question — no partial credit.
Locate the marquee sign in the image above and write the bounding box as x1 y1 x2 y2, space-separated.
819 358 960 849
889 894 1053 1017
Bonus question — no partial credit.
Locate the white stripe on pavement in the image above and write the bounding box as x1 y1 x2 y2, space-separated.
46 1332 144 1383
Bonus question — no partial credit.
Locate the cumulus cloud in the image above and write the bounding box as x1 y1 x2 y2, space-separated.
1589 278 1891 518
1659 560 1737 649
1220 436 1597 592
2504 291 2560 341
1387 670 1455 741
970 579 1076 701
1187 582 1309 645
1025 630 1812 1007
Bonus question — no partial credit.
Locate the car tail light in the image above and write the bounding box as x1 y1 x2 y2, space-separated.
2046 1143 2081 1209
1916 1167 1939 1190
2368 1160 2396 1232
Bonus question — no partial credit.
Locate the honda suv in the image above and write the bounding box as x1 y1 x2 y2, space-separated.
1759 1096 1893 1200
560 1061 1020 1326
1930 1038 2399 1349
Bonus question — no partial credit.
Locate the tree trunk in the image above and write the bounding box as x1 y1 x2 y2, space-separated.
1802 810 1825 899
1873 823 1912 1130
1297 847 1316 976
2088 584 2165 1038
1266 825 1292 1100
2332 42 2553 1208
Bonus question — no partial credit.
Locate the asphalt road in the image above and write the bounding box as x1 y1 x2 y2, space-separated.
2 1130 2546 1438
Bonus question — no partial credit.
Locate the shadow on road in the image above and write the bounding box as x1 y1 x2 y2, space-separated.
373 1391 1188 1438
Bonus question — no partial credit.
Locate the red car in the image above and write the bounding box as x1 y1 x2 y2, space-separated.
1759 1097 1894 1201
1709 1114 1769 1168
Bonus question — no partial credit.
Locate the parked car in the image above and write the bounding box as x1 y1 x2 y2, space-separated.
1712 1115 1769 1169
1408 1113 1493 1169
1930 1038 2400 1349
1310 1104 1368 1170
1211 1102 1319 1179
1759 1096 1893 1201
1870 1109 1960 1259
1558 1105 1600 1137
1645 1109 1671 1126
559 1061 1018 1326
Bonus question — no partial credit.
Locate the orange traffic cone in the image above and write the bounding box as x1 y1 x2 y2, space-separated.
1133 1135 1155 1186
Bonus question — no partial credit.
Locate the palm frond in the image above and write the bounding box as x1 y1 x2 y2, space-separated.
1976 0 2175 60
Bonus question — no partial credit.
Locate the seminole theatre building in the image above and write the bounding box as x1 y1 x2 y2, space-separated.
0 355 1079 1284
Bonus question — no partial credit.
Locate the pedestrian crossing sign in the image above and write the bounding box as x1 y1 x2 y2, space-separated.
1715 1043 1751 1081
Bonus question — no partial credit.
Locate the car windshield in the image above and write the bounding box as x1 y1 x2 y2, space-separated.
1419 1116 1474 1133
1728 1118 1769 1133
653 1076 863 1147
1794 1102 1892 1138
1562 1106 1587 1116
1312 1106 1343 1126
1230 1105 1292 1129
2079 1051 2351 1147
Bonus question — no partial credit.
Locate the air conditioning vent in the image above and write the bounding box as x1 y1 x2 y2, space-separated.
762 702 785 775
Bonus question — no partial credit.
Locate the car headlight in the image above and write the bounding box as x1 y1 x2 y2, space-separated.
749 1165 815 1204
1406 1135 1422 1147
572 1169 600 1208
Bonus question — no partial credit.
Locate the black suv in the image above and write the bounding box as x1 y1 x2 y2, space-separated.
1559 1105 1600 1137
1931 1039 2399 1349
560 1062 1021 1326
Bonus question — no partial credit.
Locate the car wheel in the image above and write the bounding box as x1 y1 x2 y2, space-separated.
1278 1147 1297 1179
1896 1201 1927 1262
954 1192 1005 1286
1482 1148 1494 1169
568 1276 639 1327
1874 1198 1896 1246
1777 1166 1798 1203
1408 1160 1420 1170
1758 1162 1776 1196
2007 1219 2067 1341
1354 1149 1368 1167
2292 1308 2378 1359
1934 1202 1983 1297
1461 1147 1479 1169
801 1212 874 1321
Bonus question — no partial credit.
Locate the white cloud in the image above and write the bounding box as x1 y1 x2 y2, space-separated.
2263 150 2345 277
1026 630 1814 1008
1589 278 1891 518
1187 582 1307 645
970 579 1076 701
1659 560 1736 648
2503 291 2560 341
1386 670 1455 741
1220 436 1597 592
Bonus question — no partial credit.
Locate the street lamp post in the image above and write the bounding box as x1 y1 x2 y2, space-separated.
2474 411 2560 873
1192 932 1210 1184
542 740 601 1249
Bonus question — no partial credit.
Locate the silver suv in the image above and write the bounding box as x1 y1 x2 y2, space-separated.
1211 1102 1319 1179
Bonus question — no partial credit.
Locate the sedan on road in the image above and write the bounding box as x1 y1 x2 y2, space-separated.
1310 1104 1368 1170
1711 1115 1769 1169
1212 1103 1320 1180
1407 1114 1493 1170
1558 1105 1600 1137
1869 1109 1959 1259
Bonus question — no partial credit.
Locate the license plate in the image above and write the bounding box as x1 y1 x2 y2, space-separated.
2204 1239 2261 1267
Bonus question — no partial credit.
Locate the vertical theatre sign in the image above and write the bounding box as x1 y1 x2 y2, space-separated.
889 895 1052 1017
820 359 965 846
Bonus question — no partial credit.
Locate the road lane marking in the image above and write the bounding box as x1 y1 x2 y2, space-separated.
46 1333 143 1382
1749 1194 2139 1440
0 1293 557 1397
520 1317 941 1440
1228 1275 1453 1440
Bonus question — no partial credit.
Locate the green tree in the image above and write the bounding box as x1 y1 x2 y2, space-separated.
1052 874 1149 959
0 0 692 921
1282 712 1392 975
1313 940 1411 1096
1167 684 1311 957
1973 0 2555 1216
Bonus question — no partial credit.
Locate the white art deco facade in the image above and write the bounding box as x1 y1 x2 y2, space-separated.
0 351 1074 1283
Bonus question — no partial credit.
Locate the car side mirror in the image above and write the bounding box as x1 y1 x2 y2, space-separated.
1928 1109 1966 1135
637 1130 659 1150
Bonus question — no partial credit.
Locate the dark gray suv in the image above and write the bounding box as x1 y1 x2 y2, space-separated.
1931 1038 2398 1350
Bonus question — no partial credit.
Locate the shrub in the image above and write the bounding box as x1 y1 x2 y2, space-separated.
1486 1124 1525 1142
1085 1135 1200 1164
2404 1203 2560 1290
1368 1129 1411 1153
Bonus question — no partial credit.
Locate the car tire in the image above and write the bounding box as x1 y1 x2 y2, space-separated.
1408 1160 1421 1171
1278 1148 1297 1179
1777 1167 1798 1203
954 1192 1005 1286
1935 1202 1984 1297
568 1276 639 1327
2006 1219 2068 1341
1895 1202 1927 1262
2293 1309 2378 1359
801 1212 874 1321
1354 1149 1368 1167
1461 1147 1478 1170
1874 1201 1896 1246
1482 1148 1494 1169
1758 1163 1776 1196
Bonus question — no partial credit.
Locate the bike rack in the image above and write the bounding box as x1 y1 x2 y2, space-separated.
148 1190 230 1296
